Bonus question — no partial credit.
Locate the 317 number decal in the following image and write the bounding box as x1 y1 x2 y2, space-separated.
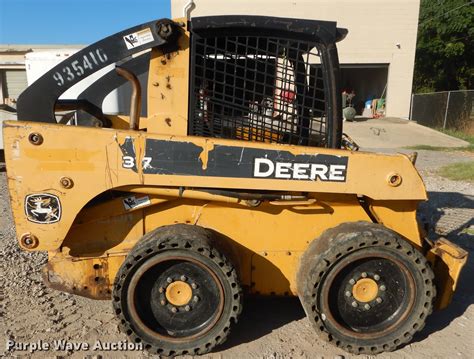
122 156 152 169
52 48 108 87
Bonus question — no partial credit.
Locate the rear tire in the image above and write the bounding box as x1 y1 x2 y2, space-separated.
113 224 242 357
297 221 435 355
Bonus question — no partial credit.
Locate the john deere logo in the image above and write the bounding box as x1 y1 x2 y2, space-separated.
25 194 61 224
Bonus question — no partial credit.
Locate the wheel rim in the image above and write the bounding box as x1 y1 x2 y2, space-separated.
126 254 225 342
321 251 416 338
165 281 193 306
352 278 378 302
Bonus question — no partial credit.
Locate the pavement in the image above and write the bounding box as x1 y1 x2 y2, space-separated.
344 117 470 149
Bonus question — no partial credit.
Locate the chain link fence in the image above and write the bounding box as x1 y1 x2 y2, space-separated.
410 90 473 135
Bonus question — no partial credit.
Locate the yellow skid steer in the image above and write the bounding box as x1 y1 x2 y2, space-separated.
3 15 467 356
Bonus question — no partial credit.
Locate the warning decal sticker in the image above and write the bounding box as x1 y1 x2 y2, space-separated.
123 28 154 49
123 196 151 210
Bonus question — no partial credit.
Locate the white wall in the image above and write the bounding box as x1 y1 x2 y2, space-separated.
0 109 17 149
172 0 420 118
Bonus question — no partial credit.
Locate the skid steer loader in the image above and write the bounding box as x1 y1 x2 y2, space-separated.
2 15 467 356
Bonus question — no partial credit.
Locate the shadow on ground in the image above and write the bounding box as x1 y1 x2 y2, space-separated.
0 151 5 172
412 191 474 343
220 297 305 349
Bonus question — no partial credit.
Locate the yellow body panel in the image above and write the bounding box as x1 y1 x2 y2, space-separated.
147 33 190 136
49 194 371 297
427 238 468 309
368 199 423 247
2 116 463 304
4 121 426 251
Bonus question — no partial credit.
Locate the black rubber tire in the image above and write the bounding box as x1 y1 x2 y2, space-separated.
112 224 242 357
297 221 436 355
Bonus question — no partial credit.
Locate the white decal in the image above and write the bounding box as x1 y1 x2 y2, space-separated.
311 164 328 181
123 28 154 50
253 158 347 182
122 156 153 169
293 163 310 179
254 158 274 177
329 165 346 181
275 162 292 179
122 156 135 169
123 196 151 210
142 156 152 170
52 49 108 87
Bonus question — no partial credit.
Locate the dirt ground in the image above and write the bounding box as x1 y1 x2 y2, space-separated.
0 148 473 359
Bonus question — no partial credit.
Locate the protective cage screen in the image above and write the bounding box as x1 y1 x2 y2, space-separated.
189 34 328 147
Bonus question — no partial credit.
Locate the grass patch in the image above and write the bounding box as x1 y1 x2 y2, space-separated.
405 129 474 152
405 144 474 152
461 227 474 236
438 129 474 145
438 161 474 182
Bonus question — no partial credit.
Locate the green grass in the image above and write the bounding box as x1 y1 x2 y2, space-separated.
438 161 474 182
405 128 474 152
439 129 474 145
406 144 474 152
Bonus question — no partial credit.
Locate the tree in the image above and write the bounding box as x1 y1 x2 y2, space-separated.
413 0 473 93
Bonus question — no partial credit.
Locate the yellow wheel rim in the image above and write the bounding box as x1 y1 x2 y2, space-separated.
165 281 193 306
352 278 378 303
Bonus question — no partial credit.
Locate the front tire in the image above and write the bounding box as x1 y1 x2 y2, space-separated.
113 225 242 356
297 221 436 355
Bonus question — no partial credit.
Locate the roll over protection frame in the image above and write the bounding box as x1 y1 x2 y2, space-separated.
188 16 347 149
16 19 181 124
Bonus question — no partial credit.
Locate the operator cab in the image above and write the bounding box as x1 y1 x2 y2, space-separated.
16 16 347 149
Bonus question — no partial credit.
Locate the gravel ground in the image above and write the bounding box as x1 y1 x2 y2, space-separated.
0 149 473 359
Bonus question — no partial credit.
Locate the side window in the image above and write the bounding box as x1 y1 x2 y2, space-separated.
189 35 327 147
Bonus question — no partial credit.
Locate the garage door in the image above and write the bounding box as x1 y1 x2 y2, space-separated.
340 65 388 116
4 69 28 100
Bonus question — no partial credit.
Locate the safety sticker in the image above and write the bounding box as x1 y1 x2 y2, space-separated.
123 195 151 210
123 28 154 50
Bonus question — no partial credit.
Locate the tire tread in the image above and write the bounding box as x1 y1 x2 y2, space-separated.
112 224 242 357
297 221 436 355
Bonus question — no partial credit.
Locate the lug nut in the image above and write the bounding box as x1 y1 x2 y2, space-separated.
171 307 177 313
361 272 367 278
191 283 198 289
160 299 166 306
193 295 199 303
351 301 358 308
180 275 187 281
345 291 351 297
364 304 371 310
376 297 383 304
167 277 173 283
380 285 386 291
158 287 164 293
185 305 191 311
374 274 380 281
349 279 356 285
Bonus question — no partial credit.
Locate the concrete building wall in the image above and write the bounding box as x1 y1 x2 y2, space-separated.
0 45 84 106
171 0 420 118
